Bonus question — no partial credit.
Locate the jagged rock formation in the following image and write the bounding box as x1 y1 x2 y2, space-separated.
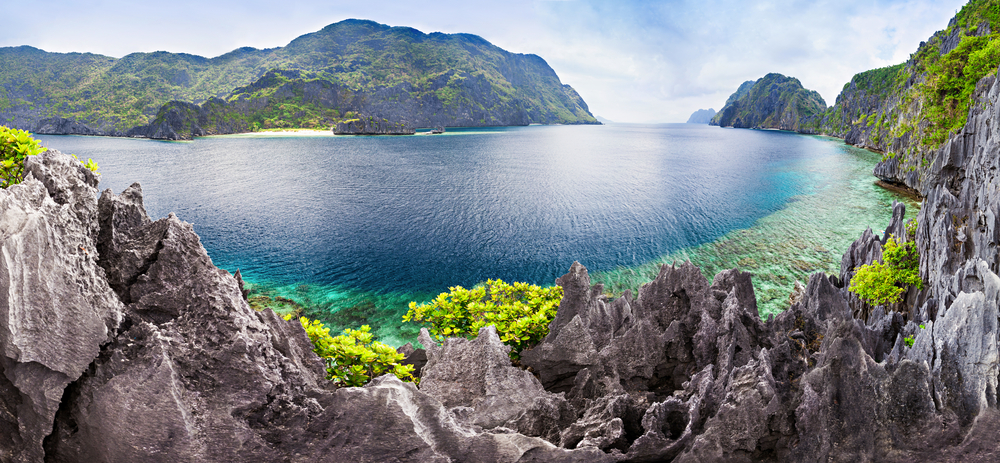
4 82 1000 460
709 73 827 132
685 108 716 124
2 11 1000 455
334 116 415 135
0 153 122 462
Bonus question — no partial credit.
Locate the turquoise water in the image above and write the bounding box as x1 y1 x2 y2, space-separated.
36 125 915 345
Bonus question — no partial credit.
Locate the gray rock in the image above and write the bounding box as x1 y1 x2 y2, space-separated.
419 326 574 443
334 115 415 135
0 151 123 462
930 259 1000 426
33 117 99 136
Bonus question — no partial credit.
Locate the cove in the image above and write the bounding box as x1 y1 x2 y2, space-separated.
36 124 916 345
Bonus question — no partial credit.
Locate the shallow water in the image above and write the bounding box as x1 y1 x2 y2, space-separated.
37 125 915 345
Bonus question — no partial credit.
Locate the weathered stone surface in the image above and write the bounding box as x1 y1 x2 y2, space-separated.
419 325 575 441
334 115 415 135
32 117 99 136
0 151 123 462
37 178 603 462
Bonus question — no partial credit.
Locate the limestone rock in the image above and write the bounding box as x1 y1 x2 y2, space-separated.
0 151 123 462
419 326 574 443
334 116 415 135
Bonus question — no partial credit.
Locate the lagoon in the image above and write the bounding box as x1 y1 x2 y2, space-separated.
37 124 915 344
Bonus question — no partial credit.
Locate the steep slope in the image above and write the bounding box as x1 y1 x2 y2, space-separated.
836 1 999 195
709 73 827 131
686 108 716 124
0 19 597 135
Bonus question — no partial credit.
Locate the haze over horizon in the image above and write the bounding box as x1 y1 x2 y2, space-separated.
2 0 971 123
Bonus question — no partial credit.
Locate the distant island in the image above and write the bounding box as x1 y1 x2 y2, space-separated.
685 108 716 124
0 19 599 140
709 73 826 132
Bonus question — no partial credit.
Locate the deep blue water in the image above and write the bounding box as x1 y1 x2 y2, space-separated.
36 124 909 344
38 125 803 290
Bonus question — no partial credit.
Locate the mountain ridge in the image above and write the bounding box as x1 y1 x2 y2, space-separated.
0 19 598 138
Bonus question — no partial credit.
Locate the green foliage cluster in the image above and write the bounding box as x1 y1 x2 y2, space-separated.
951 0 1000 32
0 126 98 188
849 232 923 306
844 64 908 100
288 314 415 387
920 33 1000 146
0 126 46 187
903 324 928 348
404 279 563 359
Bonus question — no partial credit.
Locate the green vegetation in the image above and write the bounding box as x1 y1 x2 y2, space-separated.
0 126 96 188
0 126 47 187
849 231 923 306
0 20 596 133
919 33 1000 146
712 73 827 130
288 314 415 387
403 279 563 359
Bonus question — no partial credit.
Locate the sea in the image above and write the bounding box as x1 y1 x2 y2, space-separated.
37 124 918 345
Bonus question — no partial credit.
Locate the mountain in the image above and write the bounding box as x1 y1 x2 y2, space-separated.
709 73 827 131
710 0 999 195
685 108 716 124
825 1 998 196
0 19 598 137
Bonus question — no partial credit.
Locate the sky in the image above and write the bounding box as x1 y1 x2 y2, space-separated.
2 0 972 123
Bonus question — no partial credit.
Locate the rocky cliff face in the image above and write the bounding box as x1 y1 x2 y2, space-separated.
5 92 1000 460
334 116 415 135
710 73 827 132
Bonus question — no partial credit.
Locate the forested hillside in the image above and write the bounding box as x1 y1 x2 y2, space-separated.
0 19 597 137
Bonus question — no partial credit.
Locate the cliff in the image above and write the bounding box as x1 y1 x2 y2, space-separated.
6 70 1000 459
710 0 998 192
334 116 415 135
0 19 598 138
709 73 827 132
685 108 716 124
2 2 1000 462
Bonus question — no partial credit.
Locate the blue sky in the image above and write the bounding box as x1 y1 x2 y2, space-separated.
2 0 971 122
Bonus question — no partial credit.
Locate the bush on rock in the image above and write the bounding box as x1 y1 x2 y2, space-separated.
404 279 562 359
849 232 923 305
288 315 415 387
0 126 99 188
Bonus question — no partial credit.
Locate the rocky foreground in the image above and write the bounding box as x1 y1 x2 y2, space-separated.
1 72 999 462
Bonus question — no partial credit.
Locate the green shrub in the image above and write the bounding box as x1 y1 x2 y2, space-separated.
288 314 415 387
849 234 923 305
404 279 563 359
0 126 47 188
0 126 99 188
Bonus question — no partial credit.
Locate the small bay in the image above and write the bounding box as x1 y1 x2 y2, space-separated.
37 124 916 345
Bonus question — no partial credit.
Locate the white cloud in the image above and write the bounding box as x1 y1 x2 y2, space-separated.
0 0 973 122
